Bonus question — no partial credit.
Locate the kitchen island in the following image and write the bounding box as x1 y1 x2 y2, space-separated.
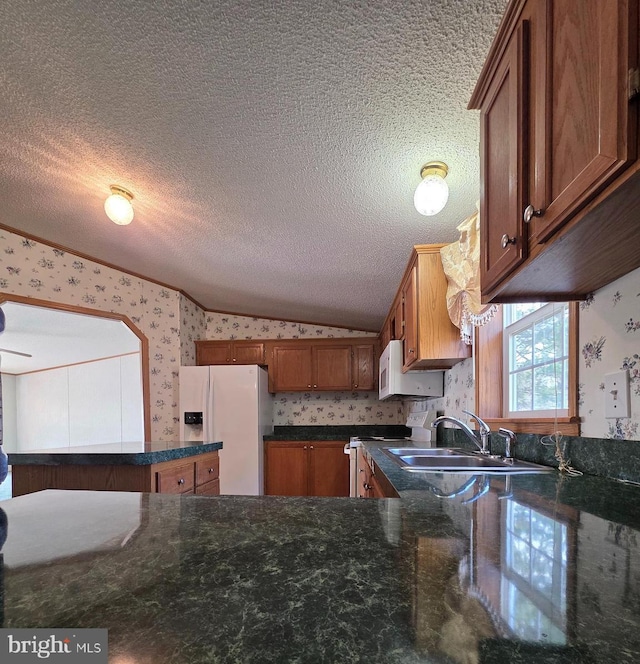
8 441 222 497
2 444 640 663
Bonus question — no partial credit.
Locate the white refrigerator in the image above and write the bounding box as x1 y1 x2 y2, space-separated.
179 365 273 495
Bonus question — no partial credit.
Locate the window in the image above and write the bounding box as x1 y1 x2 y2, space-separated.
503 303 569 418
474 302 578 435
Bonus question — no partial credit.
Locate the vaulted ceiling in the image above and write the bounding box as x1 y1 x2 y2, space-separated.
0 0 507 330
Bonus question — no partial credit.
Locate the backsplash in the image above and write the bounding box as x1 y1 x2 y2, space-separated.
273 391 403 426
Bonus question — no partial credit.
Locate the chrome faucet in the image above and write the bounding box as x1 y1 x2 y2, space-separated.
498 427 517 460
432 409 492 455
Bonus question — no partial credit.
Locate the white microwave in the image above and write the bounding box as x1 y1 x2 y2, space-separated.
378 340 444 400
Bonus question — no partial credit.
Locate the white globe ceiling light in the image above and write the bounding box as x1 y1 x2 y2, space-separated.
413 161 449 216
104 185 134 225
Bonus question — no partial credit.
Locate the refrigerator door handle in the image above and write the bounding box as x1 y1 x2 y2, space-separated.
203 375 214 442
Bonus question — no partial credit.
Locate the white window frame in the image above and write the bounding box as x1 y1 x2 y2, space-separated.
502 302 569 419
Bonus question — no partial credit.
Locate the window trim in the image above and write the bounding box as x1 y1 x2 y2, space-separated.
474 302 579 436
502 302 570 418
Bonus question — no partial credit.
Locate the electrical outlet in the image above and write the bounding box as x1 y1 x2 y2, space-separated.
605 370 630 419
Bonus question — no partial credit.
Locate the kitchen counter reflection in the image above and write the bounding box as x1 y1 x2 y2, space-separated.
2 468 640 662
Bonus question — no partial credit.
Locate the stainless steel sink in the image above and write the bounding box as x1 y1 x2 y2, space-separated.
382 446 552 474
383 447 471 457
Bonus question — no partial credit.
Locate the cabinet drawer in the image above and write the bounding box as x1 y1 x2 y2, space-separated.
156 462 195 494
195 479 220 496
195 455 220 486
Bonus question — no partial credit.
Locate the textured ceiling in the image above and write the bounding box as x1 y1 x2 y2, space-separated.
0 0 507 330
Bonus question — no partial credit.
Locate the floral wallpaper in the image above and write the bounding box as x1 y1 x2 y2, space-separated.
203 312 403 425
180 294 206 366
1 227 181 440
273 391 404 426
405 358 474 422
205 312 378 340
579 266 640 440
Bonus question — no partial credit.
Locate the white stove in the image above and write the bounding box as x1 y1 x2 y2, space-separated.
345 410 437 497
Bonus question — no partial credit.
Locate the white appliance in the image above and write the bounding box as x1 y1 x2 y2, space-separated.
179 365 273 495
378 340 444 400
346 409 438 497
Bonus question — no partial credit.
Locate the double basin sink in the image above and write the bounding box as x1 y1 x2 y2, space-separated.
382 447 552 474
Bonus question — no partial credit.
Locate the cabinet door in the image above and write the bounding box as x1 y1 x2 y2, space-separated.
308 441 349 497
402 266 418 369
528 0 636 246
312 345 352 390
479 23 529 293
352 343 376 391
272 345 313 391
357 446 373 498
197 342 231 365
394 297 404 340
233 341 265 364
264 442 308 496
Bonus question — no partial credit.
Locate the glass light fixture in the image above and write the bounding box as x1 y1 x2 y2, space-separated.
413 161 449 216
104 185 134 225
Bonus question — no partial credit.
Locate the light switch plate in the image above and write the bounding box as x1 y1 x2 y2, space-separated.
604 370 630 419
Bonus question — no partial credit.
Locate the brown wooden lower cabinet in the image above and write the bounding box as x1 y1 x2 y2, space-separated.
357 446 398 498
264 440 349 497
12 451 220 497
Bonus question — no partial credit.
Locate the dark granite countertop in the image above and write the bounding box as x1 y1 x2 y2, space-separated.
7 441 223 466
3 444 640 663
264 425 410 441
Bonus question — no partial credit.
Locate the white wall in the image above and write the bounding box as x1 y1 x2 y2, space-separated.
9 354 143 450
1 373 18 453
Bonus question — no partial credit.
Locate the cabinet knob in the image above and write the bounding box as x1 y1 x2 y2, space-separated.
354 384 358 388
304 446 308 450
523 204 543 224
313 384 317 388
177 478 185 485
364 483 372 491
208 468 214 473
232 358 237 362
501 234 517 249
310 445 314 450
408 348 415 354
307 384 312 388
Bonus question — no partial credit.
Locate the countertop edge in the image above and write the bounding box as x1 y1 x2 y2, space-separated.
8 441 223 466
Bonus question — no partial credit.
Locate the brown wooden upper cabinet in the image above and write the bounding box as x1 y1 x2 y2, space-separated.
269 339 377 392
381 245 470 371
196 340 265 365
469 0 640 302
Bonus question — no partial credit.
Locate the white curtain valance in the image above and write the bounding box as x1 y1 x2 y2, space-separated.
440 208 497 345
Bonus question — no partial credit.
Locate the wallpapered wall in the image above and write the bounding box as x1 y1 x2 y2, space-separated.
578 265 640 440
1 228 181 440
